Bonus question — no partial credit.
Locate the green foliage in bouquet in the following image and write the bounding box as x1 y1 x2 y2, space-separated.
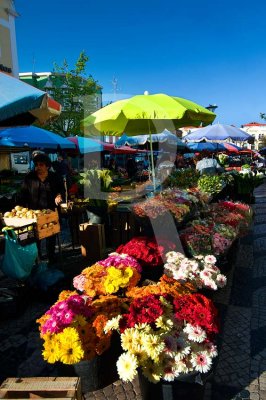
165 169 200 188
78 169 113 207
197 175 224 195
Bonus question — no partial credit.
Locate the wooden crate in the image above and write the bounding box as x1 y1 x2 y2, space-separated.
0 377 81 400
35 210 60 240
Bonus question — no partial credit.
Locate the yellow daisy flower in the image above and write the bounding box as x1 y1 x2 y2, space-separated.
59 339 84 364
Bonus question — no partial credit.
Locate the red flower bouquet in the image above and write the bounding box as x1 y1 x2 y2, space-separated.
116 236 176 268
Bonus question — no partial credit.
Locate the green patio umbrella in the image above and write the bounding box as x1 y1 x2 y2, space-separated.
81 93 216 188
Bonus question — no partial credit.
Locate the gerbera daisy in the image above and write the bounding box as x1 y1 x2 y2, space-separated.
162 364 176 381
203 342 218 357
175 335 191 360
191 351 212 373
42 338 60 364
204 255 216 264
183 324 207 343
58 339 84 364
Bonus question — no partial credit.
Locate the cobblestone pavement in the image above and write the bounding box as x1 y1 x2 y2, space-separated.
203 181 266 400
1 183 266 399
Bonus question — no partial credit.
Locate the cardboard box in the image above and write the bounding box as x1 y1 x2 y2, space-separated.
0 377 82 400
79 223 106 263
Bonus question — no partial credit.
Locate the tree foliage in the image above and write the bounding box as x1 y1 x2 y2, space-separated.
42 51 102 137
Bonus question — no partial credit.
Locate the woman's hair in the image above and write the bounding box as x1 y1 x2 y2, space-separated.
33 154 52 168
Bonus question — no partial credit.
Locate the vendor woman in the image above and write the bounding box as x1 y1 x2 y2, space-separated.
18 153 64 263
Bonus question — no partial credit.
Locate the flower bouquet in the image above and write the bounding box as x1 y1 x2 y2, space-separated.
37 256 142 365
104 289 219 384
164 252 227 291
180 220 233 257
37 290 125 364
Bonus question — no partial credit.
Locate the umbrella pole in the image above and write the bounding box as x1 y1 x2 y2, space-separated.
148 120 156 191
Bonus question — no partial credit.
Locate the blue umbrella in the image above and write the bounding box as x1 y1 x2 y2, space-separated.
67 136 103 153
116 129 187 149
0 137 16 147
0 126 76 150
184 123 252 142
0 72 61 126
187 142 218 152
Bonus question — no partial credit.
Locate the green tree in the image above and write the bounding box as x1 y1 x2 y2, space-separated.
42 51 102 137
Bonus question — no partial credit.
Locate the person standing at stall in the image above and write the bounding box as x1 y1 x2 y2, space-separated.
18 154 64 263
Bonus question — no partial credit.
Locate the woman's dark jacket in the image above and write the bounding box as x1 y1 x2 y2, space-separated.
18 171 64 210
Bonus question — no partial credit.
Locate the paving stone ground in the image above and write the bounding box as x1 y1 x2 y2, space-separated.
203 180 266 400
1 181 266 399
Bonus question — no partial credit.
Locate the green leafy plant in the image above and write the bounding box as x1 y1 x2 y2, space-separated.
197 175 224 195
218 153 229 166
78 169 113 207
165 169 200 188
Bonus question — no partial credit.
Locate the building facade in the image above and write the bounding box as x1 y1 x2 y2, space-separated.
0 0 19 77
241 122 266 150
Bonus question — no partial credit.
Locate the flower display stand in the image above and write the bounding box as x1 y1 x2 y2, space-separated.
138 372 206 400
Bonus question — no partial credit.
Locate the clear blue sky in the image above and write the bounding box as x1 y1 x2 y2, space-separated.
15 0 266 127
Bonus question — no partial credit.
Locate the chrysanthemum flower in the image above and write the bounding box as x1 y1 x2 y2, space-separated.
142 360 162 383
104 315 122 333
116 352 138 382
121 328 136 352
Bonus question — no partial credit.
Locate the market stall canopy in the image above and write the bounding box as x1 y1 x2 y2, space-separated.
67 135 143 154
0 126 75 151
184 123 252 142
0 136 30 153
222 143 241 153
81 93 216 136
115 129 188 150
0 72 61 126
